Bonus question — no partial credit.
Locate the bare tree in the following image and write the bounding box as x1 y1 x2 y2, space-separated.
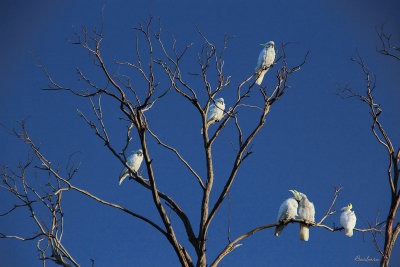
0 16 386 267
337 25 400 267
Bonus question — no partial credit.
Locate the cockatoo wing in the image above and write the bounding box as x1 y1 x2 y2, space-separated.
298 198 315 221
255 48 267 72
275 198 298 236
215 101 225 121
129 153 143 172
264 47 275 68
340 210 347 228
298 195 315 241
348 211 356 228
206 103 218 123
207 101 225 123
119 154 134 185
277 198 298 221
202 99 225 134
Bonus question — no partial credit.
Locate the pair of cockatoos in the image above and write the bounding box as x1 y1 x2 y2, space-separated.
118 149 143 185
255 41 275 85
275 190 315 241
201 98 225 134
340 203 357 237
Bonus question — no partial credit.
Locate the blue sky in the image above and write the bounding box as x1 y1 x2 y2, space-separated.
1 0 399 266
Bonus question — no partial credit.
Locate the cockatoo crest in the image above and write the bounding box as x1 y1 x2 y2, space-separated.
341 203 353 212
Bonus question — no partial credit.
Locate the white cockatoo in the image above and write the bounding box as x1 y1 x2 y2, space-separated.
255 41 275 85
119 149 143 185
201 98 225 134
340 203 357 237
274 190 302 236
297 192 315 241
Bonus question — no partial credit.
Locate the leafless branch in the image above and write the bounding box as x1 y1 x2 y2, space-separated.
3 14 317 267
210 218 384 267
338 28 400 266
376 24 400 61
147 127 205 189
316 186 342 225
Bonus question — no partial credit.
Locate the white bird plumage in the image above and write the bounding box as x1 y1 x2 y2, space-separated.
119 149 143 185
274 190 301 236
297 192 315 241
255 41 275 85
201 98 225 134
340 203 357 237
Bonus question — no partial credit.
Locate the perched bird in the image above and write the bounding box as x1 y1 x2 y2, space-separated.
201 98 225 134
274 190 302 236
255 41 275 85
340 203 357 237
297 192 315 241
119 149 143 185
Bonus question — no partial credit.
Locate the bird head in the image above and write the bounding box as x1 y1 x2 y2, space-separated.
267 41 275 47
137 149 143 156
260 41 274 48
295 190 306 201
216 98 224 104
289 189 302 202
341 203 353 212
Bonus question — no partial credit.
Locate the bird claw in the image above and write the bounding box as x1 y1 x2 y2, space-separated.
303 219 314 225
280 219 290 224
